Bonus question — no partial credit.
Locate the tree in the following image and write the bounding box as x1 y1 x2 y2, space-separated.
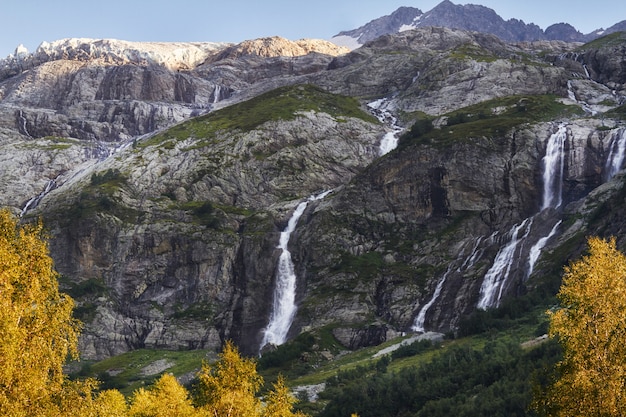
534 236 626 416
262 375 306 417
196 340 263 417
0 209 82 416
129 373 196 417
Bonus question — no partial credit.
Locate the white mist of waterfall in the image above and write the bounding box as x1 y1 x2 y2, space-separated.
605 128 626 181
260 190 331 351
527 220 562 278
542 124 567 210
367 98 403 155
477 218 533 309
412 267 451 332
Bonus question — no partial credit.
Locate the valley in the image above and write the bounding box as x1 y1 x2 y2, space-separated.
1 4 626 414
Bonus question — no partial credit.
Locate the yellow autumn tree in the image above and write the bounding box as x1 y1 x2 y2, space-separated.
534 236 626 416
196 340 263 417
129 373 196 417
0 208 83 416
262 374 307 417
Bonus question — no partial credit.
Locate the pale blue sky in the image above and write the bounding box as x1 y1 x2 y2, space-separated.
2 1 625 58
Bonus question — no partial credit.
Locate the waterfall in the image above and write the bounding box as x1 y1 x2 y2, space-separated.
604 128 626 181
260 190 331 351
541 124 567 210
213 85 222 103
527 220 562 278
412 268 451 332
477 218 533 309
367 98 403 155
20 178 57 217
18 110 32 137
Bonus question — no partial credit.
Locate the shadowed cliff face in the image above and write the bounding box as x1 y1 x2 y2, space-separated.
1 29 625 357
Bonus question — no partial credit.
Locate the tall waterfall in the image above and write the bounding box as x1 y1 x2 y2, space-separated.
477 124 570 309
604 128 626 181
541 124 567 210
477 218 533 309
527 220 562 278
260 190 331 351
412 268 451 332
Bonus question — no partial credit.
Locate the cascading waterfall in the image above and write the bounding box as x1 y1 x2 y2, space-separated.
527 220 562 278
18 110 31 137
477 218 533 309
478 124 569 309
367 98 403 155
20 178 58 217
412 268 451 332
542 124 567 210
260 190 331 351
604 128 626 181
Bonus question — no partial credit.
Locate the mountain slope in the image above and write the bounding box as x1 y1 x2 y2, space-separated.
0 27 625 360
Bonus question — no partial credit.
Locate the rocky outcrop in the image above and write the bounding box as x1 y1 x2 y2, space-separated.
292 119 624 335
28 86 382 358
208 37 349 61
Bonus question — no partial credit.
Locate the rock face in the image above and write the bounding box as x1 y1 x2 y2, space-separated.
1 28 626 358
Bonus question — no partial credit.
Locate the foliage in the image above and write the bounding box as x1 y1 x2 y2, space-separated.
195 340 264 417
577 31 626 51
533 237 626 416
139 84 378 149
605 104 626 120
263 375 307 417
318 338 560 417
0 209 87 416
400 95 584 148
128 373 195 417
390 339 434 360
258 332 316 370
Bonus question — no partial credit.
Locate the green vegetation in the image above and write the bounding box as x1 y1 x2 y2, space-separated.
449 43 499 62
74 349 212 395
577 31 626 51
59 168 141 224
138 84 378 149
179 201 221 228
605 103 626 120
400 95 584 148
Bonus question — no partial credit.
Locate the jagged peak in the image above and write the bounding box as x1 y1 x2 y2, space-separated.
210 36 350 62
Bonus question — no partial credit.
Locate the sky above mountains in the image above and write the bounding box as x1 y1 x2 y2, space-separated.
2 0 625 58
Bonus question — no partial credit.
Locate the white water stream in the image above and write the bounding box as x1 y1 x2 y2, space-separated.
477 218 533 309
260 190 331 351
604 128 626 181
367 98 403 155
541 123 567 210
412 268 451 332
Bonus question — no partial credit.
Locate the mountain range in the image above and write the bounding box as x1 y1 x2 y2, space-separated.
0 3 625 363
331 0 626 48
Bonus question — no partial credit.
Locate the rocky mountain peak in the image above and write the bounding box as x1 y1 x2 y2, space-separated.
545 23 584 42
331 0 626 49
209 36 350 62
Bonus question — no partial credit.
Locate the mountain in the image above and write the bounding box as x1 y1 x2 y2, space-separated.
331 0 626 49
1 27 626 361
